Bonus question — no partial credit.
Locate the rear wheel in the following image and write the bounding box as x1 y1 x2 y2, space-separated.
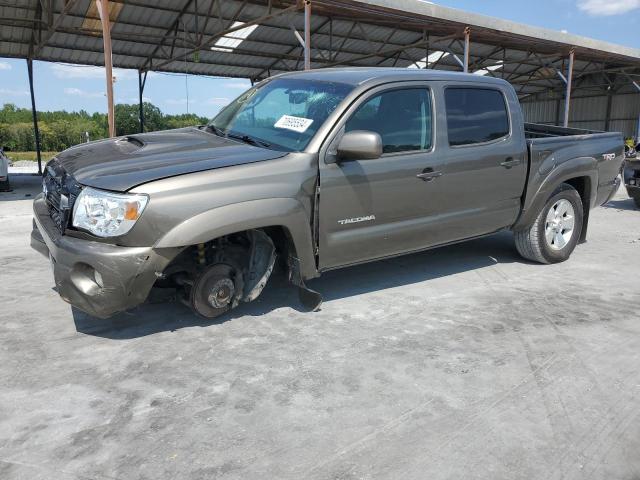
634 196 640 209
515 183 584 264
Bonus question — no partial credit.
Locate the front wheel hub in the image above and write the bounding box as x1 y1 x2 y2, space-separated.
207 278 235 308
189 263 243 318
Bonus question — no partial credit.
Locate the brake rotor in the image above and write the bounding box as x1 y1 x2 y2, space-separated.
190 263 242 318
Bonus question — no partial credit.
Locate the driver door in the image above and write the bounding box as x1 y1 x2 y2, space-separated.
318 83 445 270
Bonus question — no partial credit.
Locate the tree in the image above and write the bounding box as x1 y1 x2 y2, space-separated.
0 102 209 153
114 103 140 136
141 102 164 133
165 113 209 130
115 102 167 135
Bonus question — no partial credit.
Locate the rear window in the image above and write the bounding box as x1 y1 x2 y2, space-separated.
444 88 509 146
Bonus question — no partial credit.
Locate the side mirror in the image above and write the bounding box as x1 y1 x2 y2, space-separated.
336 130 382 161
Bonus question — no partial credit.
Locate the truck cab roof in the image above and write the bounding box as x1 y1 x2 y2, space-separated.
275 67 511 88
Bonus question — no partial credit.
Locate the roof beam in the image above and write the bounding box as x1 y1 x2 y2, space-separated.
141 0 196 71
323 31 461 68
254 17 332 79
33 0 80 57
149 1 300 71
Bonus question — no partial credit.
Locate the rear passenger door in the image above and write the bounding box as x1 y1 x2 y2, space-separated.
436 85 527 242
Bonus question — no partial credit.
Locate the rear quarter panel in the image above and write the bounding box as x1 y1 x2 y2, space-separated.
514 132 623 229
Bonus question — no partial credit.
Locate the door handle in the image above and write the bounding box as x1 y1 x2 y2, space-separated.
416 170 443 182
500 157 521 169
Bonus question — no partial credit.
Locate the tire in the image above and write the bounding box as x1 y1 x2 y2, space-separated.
515 183 584 264
634 196 640 209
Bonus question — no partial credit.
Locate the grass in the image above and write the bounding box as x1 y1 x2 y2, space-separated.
6 151 58 162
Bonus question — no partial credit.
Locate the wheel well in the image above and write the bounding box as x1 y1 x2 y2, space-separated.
564 177 589 204
158 225 297 283
563 176 591 243
260 226 298 266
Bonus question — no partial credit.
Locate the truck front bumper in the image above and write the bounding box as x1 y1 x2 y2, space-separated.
31 195 179 318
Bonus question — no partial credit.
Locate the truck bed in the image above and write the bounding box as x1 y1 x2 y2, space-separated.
524 122 602 139
519 122 624 225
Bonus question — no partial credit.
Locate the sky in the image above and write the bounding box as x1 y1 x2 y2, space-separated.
0 61 251 120
1 0 640 120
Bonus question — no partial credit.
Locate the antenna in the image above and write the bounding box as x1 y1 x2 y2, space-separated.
183 19 190 115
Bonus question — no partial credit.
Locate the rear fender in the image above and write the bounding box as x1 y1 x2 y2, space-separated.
514 156 597 230
155 198 318 279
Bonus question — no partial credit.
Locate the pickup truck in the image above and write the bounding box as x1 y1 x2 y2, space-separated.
31 68 624 319
623 157 640 207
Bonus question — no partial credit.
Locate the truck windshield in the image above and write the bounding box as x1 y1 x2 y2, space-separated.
209 78 353 152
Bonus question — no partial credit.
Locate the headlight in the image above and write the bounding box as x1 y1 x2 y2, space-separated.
72 187 148 237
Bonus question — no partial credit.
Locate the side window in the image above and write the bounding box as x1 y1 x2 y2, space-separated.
444 88 509 146
345 88 432 154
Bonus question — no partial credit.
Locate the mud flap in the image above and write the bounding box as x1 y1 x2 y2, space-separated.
298 284 323 311
287 255 322 312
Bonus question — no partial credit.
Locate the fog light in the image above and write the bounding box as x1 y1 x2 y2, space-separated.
70 263 103 296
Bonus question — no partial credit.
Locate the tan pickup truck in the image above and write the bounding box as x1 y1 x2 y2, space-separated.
31 68 624 319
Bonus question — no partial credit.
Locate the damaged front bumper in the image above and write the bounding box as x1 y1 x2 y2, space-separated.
31 195 180 318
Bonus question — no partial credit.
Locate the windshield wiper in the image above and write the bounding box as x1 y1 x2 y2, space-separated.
205 124 225 137
226 131 271 148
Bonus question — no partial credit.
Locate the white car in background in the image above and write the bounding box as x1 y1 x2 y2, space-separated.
0 148 10 191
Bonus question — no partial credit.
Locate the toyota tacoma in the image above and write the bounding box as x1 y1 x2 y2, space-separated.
31 68 624 319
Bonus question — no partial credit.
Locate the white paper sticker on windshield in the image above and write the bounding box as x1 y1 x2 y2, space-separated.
274 115 314 133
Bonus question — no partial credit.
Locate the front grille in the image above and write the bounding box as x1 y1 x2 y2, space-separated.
43 159 81 233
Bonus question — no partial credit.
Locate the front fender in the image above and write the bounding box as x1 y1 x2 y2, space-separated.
154 198 318 279
514 156 597 230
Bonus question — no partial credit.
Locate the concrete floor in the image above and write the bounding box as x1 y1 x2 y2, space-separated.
1 173 639 480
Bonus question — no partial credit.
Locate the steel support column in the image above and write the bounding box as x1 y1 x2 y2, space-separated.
604 88 613 131
555 97 562 126
563 49 575 128
138 70 148 133
97 0 115 137
304 1 311 70
463 27 470 73
26 58 42 175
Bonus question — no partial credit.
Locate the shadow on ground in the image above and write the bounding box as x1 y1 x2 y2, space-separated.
73 230 523 339
0 174 42 202
604 197 638 211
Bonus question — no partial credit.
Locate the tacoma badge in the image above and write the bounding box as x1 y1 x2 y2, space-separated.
338 215 376 225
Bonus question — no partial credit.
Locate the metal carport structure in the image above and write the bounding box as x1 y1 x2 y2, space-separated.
2 0 640 173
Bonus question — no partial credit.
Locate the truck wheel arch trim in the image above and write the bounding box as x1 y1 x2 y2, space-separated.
515 157 597 231
154 198 319 280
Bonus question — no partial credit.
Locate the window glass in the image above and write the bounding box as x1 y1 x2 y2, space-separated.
211 78 353 152
444 88 509 146
345 88 432 154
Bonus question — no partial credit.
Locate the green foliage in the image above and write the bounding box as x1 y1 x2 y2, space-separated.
0 102 211 152
165 113 208 130
5 151 57 161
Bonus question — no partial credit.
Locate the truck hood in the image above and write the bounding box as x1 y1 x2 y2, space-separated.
54 127 287 191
